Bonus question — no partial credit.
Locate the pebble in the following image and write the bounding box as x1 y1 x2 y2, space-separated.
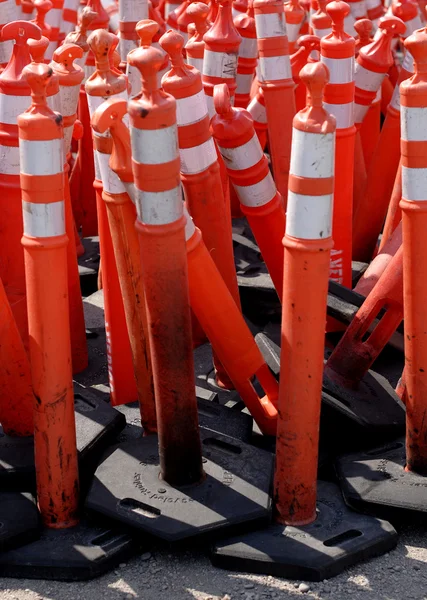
244 584 255 590
222 596 231 600
141 553 152 562
298 583 310 593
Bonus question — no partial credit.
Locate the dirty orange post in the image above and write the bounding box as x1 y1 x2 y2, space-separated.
234 0 258 109
91 98 157 433
276 61 335 525
19 60 79 527
128 42 203 486
400 27 427 475
291 34 320 112
254 0 296 207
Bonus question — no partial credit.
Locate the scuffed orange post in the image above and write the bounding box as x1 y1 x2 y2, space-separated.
254 0 296 207
276 62 335 525
400 28 427 475
128 41 203 486
19 60 79 528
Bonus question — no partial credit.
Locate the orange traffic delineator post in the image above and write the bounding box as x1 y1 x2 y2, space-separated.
31 0 52 46
352 15 406 261
0 275 34 437
234 0 257 109
61 0 80 39
247 83 268 149
118 0 148 95
85 42 275 540
0 20 42 349
44 0 64 59
311 0 332 41
366 0 385 32
211 83 286 300
185 1 208 73
291 34 320 112
321 1 355 288
380 158 403 248
160 28 241 388
284 0 305 54
254 0 296 206
91 99 156 433
212 62 397 581
0 1 20 70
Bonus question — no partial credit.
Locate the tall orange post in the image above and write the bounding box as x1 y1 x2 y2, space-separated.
44 0 64 59
284 0 305 54
0 1 20 70
61 0 80 39
185 1 208 73
118 0 148 95
291 34 320 112
234 0 257 109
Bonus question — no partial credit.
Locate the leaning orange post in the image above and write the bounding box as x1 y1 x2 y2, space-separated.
19 60 79 527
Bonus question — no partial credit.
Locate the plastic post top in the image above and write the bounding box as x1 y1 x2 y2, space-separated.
405 26 427 73
354 18 373 48
136 18 160 46
392 0 419 22
64 6 97 48
297 61 336 132
53 43 84 70
1 20 41 44
128 43 165 93
186 2 209 36
87 28 118 70
160 29 186 67
203 0 241 50
86 0 110 29
213 81 234 117
23 60 54 107
27 35 49 62
326 1 351 37
291 35 320 71
360 16 406 66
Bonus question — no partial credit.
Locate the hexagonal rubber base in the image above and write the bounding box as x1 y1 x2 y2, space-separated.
0 520 137 581
0 493 40 553
336 437 427 520
86 430 274 541
211 481 397 581
0 384 125 491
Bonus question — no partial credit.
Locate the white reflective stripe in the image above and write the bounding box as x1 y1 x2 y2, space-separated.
259 54 292 81
390 82 400 111
365 0 380 10
402 49 414 72
75 52 88 70
61 20 75 34
290 129 334 178
0 144 20 175
401 106 427 141
402 166 427 201
135 186 183 224
131 125 179 165
354 63 385 92
255 12 287 38
119 0 148 21
179 138 216 174
87 90 128 119
19 139 63 176
47 92 61 113
234 173 276 207
45 40 57 61
175 90 208 126
321 56 354 83
323 101 354 129
286 191 333 239
0 93 31 125
313 26 332 38
203 49 238 79
354 102 369 124
123 181 136 204
109 12 120 32
310 49 320 62
93 149 102 181
374 86 381 102
248 97 267 123
165 1 180 17
236 71 254 95
127 63 141 98
64 125 73 155
23 200 65 237
184 204 196 240
205 93 215 118
83 64 96 82
187 56 204 73
218 134 263 171
239 36 258 59
343 11 356 35
58 83 81 117
350 0 366 18
45 7 63 26
232 6 241 19
0 40 13 65
286 22 301 42
402 14 423 38
119 37 138 62
0 0 19 22
96 150 127 194
63 0 79 10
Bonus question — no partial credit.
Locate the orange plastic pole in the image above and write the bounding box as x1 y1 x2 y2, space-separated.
381 160 403 248
19 60 79 528
291 34 320 112
61 0 80 40
284 0 305 54
44 0 64 59
118 0 148 94
234 0 257 109
247 84 268 149
185 1 208 74
0 1 20 71
276 62 335 525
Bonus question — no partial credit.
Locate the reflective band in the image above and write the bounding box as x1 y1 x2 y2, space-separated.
175 90 208 126
343 12 356 35
83 64 96 82
286 191 333 239
93 149 102 181
232 6 240 19
0 93 31 125
205 93 215 119
165 1 180 17
365 0 380 10
0 0 19 22
218 133 263 170
87 90 128 120
248 97 267 123
390 83 400 111
131 125 178 165
313 27 332 38
259 55 292 81
22 200 65 238
179 138 217 174
19 138 63 176
402 166 427 201
123 181 136 204
127 65 141 98
255 12 287 38
109 13 120 32
374 86 381 103
119 0 148 21
45 6 62 26
321 56 354 84
401 106 427 141
0 144 20 175
350 0 366 18
184 204 196 240
187 56 204 73
403 50 414 72
403 14 422 37
61 20 75 34
46 40 57 60
119 37 138 62
239 36 258 59
135 186 183 224
323 101 354 129
203 49 238 79
59 84 81 117
286 22 301 42
64 125 73 155
354 63 385 92
47 92 61 113
0 40 13 65
354 102 369 124
290 129 334 178
236 72 254 94
64 0 79 9
233 173 276 207
96 150 127 194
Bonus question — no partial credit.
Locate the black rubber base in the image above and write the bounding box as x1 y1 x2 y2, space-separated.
0 519 137 581
336 437 427 520
115 397 253 445
0 384 125 491
211 481 397 581
86 430 274 541
0 493 40 553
